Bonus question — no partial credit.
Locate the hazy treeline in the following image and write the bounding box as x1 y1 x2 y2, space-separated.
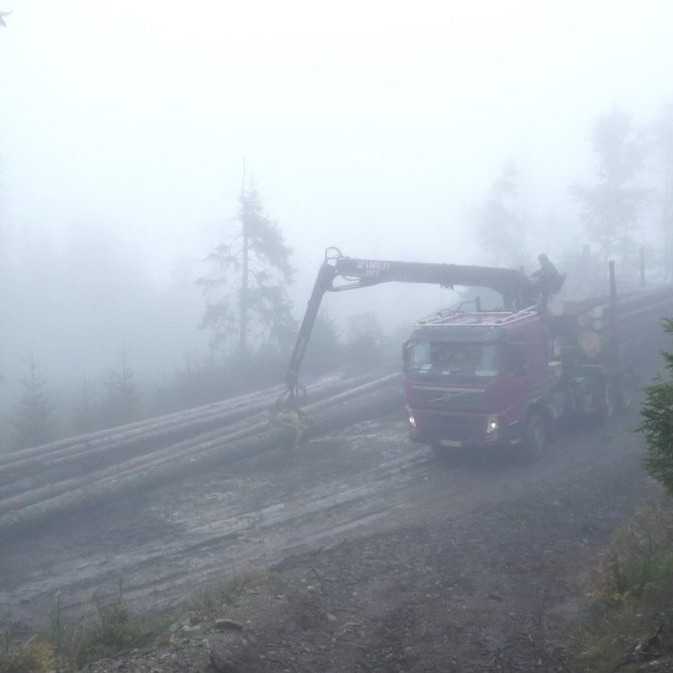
1 102 673 450
477 105 673 290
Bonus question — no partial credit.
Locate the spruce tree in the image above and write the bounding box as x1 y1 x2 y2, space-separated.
198 185 294 354
12 357 54 449
640 320 673 494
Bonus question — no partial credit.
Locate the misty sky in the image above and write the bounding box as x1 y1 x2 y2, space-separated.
0 0 672 392
2 1 672 273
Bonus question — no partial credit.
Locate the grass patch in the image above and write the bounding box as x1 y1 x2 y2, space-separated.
69 596 157 667
0 637 56 673
2 570 279 672
2 583 163 673
575 505 673 672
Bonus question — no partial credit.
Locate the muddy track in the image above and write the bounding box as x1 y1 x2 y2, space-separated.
0 403 651 636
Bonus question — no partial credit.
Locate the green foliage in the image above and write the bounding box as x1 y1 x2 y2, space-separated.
77 600 141 664
641 319 673 495
198 186 295 353
600 507 673 602
252 283 297 356
57 586 154 669
574 108 645 264
575 506 673 673
11 356 54 449
0 638 56 673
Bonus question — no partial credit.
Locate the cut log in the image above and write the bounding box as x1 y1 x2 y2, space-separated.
0 374 403 537
0 373 381 502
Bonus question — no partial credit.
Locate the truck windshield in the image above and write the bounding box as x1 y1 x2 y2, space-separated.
406 341 499 378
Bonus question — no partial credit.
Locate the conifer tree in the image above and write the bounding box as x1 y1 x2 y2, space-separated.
198 185 294 354
640 320 673 494
12 356 54 449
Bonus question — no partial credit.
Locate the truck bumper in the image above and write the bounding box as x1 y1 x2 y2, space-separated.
408 410 522 449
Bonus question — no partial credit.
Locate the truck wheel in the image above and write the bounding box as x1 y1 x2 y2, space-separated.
524 412 547 459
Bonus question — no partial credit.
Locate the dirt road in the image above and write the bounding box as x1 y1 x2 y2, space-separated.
1 402 654 673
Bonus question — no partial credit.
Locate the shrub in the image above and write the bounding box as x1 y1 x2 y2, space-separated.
575 506 673 673
640 319 673 495
74 595 154 666
0 638 56 673
45 585 156 669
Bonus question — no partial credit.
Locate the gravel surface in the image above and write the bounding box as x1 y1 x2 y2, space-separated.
1 409 657 671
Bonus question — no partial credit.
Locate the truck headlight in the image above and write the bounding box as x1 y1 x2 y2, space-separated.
408 414 417 429
486 416 499 434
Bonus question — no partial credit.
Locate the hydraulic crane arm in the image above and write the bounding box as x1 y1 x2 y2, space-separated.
284 247 534 400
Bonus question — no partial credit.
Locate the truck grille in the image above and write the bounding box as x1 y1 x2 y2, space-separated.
408 385 485 412
414 412 485 442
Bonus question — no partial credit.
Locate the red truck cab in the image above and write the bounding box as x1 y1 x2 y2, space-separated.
403 308 559 451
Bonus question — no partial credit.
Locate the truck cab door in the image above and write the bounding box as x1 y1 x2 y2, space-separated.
499 342 530 418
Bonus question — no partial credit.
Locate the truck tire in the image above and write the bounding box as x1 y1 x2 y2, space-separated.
524 412 547 460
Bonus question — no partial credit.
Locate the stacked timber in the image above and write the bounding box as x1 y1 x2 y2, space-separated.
561 285 673 362
0 372 403 537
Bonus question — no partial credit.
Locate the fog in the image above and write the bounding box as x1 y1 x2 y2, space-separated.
0 0 672 443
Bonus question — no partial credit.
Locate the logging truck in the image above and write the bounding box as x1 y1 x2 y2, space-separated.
285 248 673 455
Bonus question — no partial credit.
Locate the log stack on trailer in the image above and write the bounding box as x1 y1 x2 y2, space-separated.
559 282 673 404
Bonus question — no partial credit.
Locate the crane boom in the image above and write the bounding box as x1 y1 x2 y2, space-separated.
284 248 534 400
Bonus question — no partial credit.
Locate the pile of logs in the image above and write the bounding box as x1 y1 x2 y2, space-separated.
0 372 403 537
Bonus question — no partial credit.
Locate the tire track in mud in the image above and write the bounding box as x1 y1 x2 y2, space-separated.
0 420 428 621
1 413 645 627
